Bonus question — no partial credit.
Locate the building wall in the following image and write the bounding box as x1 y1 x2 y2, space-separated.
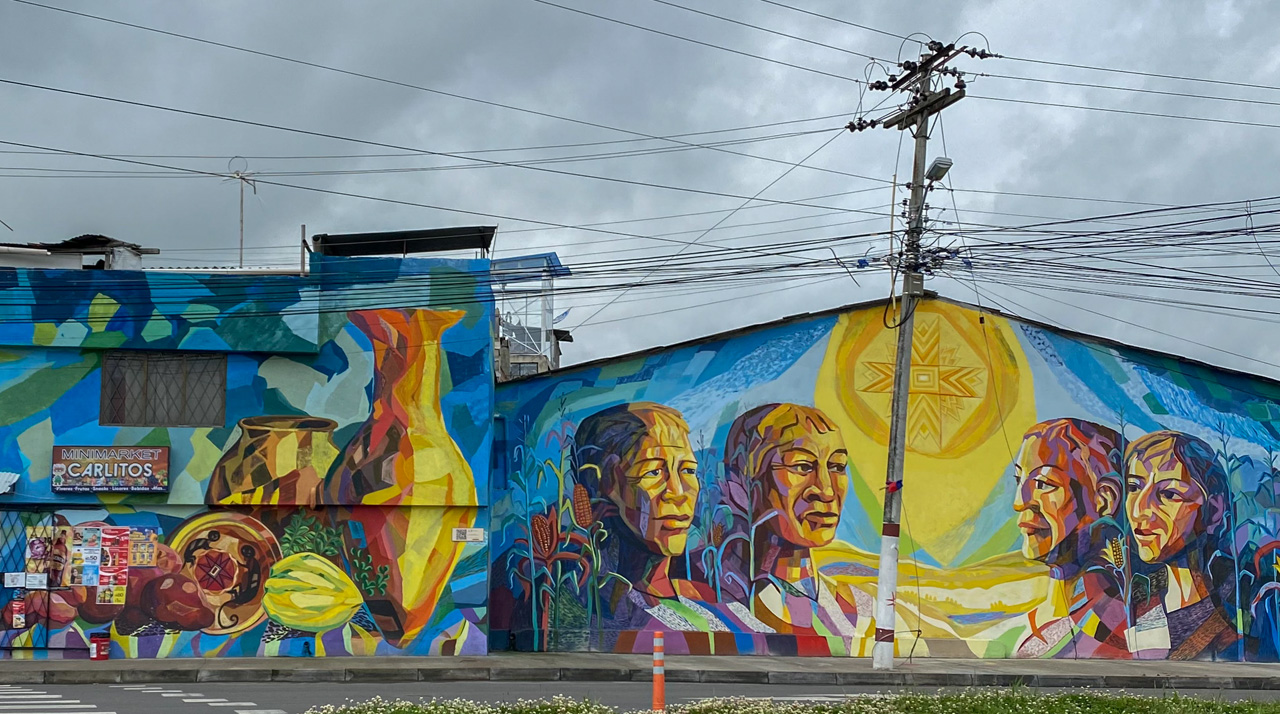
491 298 1280 660
0 256 492 658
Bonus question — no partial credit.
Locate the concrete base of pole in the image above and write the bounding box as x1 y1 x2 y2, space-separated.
872 530 900 671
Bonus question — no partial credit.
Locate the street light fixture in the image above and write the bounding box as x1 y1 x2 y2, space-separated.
925 156 953 182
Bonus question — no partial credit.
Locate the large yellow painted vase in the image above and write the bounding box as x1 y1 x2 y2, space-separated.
324 308 477 648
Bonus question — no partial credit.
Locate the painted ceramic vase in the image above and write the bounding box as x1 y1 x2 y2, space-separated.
207 416 340 508
323 308 478 648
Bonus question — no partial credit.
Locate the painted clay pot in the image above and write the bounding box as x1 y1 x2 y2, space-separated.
321 308 478 648
207 416 340 508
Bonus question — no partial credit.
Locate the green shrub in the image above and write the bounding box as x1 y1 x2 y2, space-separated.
306 693 1280 714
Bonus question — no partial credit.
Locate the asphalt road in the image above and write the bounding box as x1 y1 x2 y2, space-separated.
4 681 1280 714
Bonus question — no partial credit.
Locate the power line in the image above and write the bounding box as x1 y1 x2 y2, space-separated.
575 129 848 328
527 0 865 85
747 0 1280 97
0 126 838 179
7 0 888 184
0 137 891 259
753 0 913 43
0 113 852 162
972 94 1280 132
644 0 884 62
0 259 884 326
982 71 1280 111
572 85 901 327
1001 53 1280 96
961 279 1280 377
574 273 849 329
0 117 832 162
0 78 900 218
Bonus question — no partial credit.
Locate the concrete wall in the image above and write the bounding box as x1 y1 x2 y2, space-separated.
491 298 1280 661
0 256 493 658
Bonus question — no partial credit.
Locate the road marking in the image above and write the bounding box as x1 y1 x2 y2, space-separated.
206 705 258 708
183 699 228 703
0 706 89 711
161 693 202 697
138 690 183 693
0 706 93 710
0 697 59 701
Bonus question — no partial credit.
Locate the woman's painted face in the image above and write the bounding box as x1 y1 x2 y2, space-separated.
1126 455 1209 564
761 430 848 549
1013 434 1086 563
606 422 699 557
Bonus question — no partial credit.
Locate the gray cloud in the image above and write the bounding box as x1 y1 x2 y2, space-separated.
1 0 1277 377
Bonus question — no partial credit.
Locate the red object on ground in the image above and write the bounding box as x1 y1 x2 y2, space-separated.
88 632 110 661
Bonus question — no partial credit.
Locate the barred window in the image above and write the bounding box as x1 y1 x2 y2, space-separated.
509 361 541 378
100 352 227 427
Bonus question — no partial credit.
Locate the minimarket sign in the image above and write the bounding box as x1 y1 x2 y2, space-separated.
50 446 170 493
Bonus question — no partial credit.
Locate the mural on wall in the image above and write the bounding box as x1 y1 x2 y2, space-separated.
491 298 1280 660
0 506 488 657
0 256 492 658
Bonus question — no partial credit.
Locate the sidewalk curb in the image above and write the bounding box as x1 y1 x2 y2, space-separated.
0 666 1268 689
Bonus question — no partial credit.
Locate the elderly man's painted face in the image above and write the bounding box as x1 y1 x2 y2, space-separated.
1013 431 1118 564
760 428 848 549
603 418 699 557
1126 452 1214 564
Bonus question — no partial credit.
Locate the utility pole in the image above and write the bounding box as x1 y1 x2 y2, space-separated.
867 40 988 671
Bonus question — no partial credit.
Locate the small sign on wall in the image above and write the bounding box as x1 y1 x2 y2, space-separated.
451 528 485 543
51 446 169 493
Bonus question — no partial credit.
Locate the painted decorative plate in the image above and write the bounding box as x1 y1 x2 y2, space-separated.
166 512 281 636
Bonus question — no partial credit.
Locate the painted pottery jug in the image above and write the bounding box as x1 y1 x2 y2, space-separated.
207 416 340 508
323 308 478 648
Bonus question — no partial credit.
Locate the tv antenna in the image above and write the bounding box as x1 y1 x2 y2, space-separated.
224 156 257 268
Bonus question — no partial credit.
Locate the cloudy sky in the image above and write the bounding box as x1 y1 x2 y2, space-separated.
1 0 1277 376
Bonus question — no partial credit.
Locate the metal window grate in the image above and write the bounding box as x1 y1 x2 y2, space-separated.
0 510 59 650
100 352 226 427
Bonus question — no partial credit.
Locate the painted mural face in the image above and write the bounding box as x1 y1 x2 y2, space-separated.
1126 444 1211 564
603 413 699 557
1012 421 1120 565
1014 434 1084 562
758 415 848 549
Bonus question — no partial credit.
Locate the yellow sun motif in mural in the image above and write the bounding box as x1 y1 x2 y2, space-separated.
816 300 1037 564
854 313 991 456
